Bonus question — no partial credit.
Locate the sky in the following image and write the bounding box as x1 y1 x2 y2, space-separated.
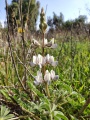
0 0 90 27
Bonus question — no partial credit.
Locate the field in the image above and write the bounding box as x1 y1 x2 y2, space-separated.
0 1 90 119
0 31 90 120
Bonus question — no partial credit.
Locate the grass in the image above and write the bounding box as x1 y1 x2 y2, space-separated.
0 36 90 120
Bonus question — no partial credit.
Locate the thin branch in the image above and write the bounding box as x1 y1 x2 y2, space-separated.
0 85 14 89
82 115 90 118
9 114 40 120
21 106 41 120
14 51 35 78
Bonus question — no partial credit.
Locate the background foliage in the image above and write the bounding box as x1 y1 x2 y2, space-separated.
0 0 90 120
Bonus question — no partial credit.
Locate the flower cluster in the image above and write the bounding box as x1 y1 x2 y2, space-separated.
39 8 47 33
30 54 58 68
32 38 57 49
34 70 59 85
30 8 59 86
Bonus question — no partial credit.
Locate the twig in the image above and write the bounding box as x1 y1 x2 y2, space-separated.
21 106 41 120
0 85 14 89
14 51 35 78
82 115 90 119
9 114 40 120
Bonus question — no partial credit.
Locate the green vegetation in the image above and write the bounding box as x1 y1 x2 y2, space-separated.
0 105 14 120
7 0 40 31
0 36 90 119
0 0 90 120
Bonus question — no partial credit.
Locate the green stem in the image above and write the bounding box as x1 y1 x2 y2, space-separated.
42 32 50 97
45 82 50 97
50 114 53 120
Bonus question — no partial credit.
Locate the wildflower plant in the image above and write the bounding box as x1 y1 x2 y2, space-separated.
31 8 59 97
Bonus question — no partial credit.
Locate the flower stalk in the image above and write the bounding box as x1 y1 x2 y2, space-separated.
40 8 50 97
30 7 59 98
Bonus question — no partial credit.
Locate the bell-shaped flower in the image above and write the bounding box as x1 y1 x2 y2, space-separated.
30 54 46 68
46 54 54 63
33 54 43 68
51 61 58 67
45 54 58 67
33 55 37 64
34 71 43 85
32 39 40 46
34 70 59 85
49 55 54 63
29 55 36 67
50 70 55 80
44 70 59 83
37 54 43 66
45 38 57 49
32 38 57 49
44 38 48 45
45 54 50 63
50 43 58 49
44 70 51 82
50 70 59 80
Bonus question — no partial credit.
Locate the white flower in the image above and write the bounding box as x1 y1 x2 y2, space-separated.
49 55 54 63
37 54 43 66
51 61 58 67
44 70 51 82
44 70 59 83
30 61 35 67
32 54 44 68
33 55 37 64
45 38 54 47
34 70 59 85
30 55 37 67
44 38 48 45
34 71 43 85
50 44 57 49
45 54 58 67
46 54 50 63
46 54 54 63
32 39 40 46
45 38 57 48
31 54 58 68
32 38 57 48
50 70 59 80
50 70 55 80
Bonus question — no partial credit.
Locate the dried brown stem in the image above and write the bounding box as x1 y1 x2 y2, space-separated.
19 0 27 88
5 0 25 90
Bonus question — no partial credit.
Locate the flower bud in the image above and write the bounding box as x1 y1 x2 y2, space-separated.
39 8 47 33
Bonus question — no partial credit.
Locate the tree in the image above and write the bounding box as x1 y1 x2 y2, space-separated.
78 15 87 23
0 22 2 28
63 20 73 30
47 17 53 27
59 12 64 26
47 12 64 30
7 0 40 32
